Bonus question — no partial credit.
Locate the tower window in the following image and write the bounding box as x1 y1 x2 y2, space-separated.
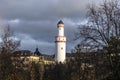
61 47 63 50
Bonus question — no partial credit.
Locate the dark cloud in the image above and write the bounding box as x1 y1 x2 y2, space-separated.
0 0 103 20
0 0 104 54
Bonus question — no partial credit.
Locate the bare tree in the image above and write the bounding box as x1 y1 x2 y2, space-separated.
0 25 20 53
76 0 120 50
76 0 120 79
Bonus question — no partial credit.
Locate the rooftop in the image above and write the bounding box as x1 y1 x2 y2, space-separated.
57 20 64 25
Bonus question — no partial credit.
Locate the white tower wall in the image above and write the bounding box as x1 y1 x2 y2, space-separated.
55 20 66 63
58 27 64 36
55 42 66 62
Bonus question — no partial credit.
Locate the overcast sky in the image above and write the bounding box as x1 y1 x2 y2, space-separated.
0 0 104 54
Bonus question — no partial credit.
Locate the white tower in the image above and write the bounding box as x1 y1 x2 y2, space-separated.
55 20 66 63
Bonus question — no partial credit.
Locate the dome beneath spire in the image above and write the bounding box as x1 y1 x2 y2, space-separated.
57 20 64 25
34 48 41 56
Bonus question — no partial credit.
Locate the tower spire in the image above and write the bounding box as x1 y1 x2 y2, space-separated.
57 20 64 25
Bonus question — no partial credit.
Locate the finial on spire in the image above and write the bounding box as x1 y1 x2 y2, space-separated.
57 20 64 25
